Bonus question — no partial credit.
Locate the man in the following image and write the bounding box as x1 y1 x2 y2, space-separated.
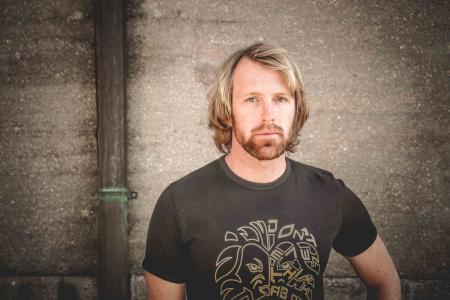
142 42 401 300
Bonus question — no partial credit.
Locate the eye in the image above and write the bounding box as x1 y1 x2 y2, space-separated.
275 96 288 103
246 263 261 272
246 258 263 273
245 97 257 103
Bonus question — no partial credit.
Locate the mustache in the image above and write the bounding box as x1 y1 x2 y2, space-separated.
251 123 284 134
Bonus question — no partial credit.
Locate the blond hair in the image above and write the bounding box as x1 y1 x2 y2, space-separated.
208 42 309 153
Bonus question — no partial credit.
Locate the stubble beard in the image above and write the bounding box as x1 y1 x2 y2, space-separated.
232 121 292 161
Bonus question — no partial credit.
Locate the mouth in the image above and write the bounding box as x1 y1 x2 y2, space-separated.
253 132 281 136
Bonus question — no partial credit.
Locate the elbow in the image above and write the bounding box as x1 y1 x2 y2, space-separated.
366 272 401 300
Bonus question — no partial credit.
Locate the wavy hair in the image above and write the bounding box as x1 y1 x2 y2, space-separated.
207 42 309 153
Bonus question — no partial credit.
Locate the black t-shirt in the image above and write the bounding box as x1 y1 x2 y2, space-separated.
142 156 377 300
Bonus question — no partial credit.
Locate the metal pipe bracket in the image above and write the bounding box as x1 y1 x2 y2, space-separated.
96 187 138 203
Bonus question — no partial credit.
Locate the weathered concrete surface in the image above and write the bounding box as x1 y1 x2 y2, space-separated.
0 276 97 300
0 0 97 275
407 279 450 300
128 0 449 296
0 277 60 300
59 276 97 300
130 275 147 300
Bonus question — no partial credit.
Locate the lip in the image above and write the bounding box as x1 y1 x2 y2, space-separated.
253 132 280 136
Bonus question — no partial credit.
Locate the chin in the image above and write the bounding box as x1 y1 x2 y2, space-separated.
248 144 285 161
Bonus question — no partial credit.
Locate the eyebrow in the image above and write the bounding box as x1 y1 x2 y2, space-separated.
240 92 293 97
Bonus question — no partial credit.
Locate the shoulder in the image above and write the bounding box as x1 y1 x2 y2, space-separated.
156 158 226 217
287 158 350 197
163 157 224 195
289 158 341 184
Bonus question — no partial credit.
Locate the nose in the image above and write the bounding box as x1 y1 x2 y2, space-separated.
261 99 275 123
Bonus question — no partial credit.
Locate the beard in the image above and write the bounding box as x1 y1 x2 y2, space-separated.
232 120 292 161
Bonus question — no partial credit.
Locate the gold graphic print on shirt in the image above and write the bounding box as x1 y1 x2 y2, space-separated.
215 219 320 300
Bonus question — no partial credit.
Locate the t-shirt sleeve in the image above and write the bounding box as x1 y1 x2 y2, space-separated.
332 179 378 257
141 185 187 283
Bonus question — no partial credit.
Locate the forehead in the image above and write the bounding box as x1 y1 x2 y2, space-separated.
232 57 291 95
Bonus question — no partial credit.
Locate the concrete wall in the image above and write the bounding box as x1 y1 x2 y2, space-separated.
0 0 98 298
0 0 448 299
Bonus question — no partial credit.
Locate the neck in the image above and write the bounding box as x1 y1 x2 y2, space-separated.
224 139 287 183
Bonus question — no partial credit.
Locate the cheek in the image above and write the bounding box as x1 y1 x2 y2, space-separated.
233 108 258 127
235 117 254 135
278 106 296 128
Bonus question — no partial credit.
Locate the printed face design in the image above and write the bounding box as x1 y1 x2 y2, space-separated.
215 220 320 300
241 243 270 296
230 57 296 160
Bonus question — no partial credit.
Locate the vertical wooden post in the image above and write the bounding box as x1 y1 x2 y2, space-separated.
94 0 129 299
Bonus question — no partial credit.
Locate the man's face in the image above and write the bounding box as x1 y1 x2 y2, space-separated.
230 57 296 160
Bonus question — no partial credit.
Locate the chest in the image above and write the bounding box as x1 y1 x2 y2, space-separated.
182 192 342 284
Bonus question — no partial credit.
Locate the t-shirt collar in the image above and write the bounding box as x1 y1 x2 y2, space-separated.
218 154 291 190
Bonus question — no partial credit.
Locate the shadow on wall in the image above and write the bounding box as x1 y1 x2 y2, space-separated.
3 281 80 300
57 282 79 300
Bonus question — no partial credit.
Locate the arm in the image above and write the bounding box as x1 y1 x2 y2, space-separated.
346 234 401 300
145 272 185 300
